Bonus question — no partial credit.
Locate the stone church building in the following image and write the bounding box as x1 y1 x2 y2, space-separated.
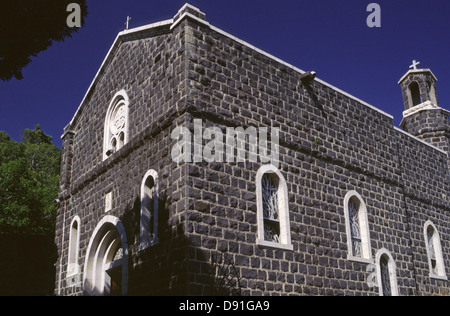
54 4 449 296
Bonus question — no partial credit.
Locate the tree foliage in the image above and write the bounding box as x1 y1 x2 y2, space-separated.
0 0 88 81
0 125 61 234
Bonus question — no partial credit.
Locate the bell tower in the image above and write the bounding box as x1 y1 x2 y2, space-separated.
399 61 450 154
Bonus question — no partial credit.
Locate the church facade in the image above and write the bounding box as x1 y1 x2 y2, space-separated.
54 4 449 296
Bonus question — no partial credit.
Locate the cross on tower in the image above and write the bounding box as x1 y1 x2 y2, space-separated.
125 16 132 30
409 60 421 70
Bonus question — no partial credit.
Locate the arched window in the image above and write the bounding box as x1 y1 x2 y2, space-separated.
139 169 159 250
103 90 129 160
424 221 447 280
83 216 128 296
67 216 81 276
256 165 292 250
375 249 398 296
344 191 373 263
408 81 422 107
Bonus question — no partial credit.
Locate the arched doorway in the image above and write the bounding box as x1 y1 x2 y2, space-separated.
83 216 128 296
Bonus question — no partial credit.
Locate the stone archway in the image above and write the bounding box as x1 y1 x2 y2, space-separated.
83 216 128 296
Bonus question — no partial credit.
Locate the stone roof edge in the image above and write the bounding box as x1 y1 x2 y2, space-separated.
174 11 394 120
394 126 447 155
208 25 394 120
65 5 395 137
65 19 173 135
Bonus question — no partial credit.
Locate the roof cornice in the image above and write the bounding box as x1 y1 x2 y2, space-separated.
398 68 438 84
65 4 395 138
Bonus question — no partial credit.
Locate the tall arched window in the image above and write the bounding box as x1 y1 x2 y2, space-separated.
256 165 292 250
139 169 159 250
424 221 447 280
103 90 129 160
408 81 422 107
375 249 399 296
344 191 373 263
67 216 81 277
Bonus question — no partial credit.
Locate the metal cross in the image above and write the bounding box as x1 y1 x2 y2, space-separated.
125 16 131 30
409 60 420 70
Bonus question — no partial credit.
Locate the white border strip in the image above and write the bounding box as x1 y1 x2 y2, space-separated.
394 126 447 155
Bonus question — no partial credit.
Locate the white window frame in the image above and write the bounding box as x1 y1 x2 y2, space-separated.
375 248 399 296
424 220 448 280
256 164 293 251
344 191 373 263
139 169 159 251
103 90 130 161
67 216 81 277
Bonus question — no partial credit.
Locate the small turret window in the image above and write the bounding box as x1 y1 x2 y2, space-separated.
408 81 422 107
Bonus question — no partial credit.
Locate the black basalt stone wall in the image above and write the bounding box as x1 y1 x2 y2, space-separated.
55 6 449 296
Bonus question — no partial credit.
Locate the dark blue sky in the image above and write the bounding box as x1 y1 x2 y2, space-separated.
1 0 449 148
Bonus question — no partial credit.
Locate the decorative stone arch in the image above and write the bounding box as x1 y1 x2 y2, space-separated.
139 169 159 250
344 191 373 263
83 215 128 296
67 215 81 277
103 90 130 160
256 164 292 251
424 220 447 280
375 248 399 296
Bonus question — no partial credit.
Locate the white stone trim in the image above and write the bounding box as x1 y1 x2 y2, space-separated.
402 100 446 118
67 216 81 277
139 169 159 251
424 220 448 280
121 19 174 37
375 248 399 296
256 239 294 251
179 3 204 14
394 127 447 155
256 164 293 251
343 191 374 264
